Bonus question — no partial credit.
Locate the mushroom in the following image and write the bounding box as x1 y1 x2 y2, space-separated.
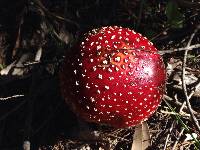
60 26 166 128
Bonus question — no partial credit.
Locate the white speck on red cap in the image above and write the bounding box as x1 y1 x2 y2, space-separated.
105 85 109 90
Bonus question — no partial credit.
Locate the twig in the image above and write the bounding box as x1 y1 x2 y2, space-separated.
34 47 42 62
172 84 200 98
172 128 185 150
164 69 200 149
164 100 200 148
0 94 24 101
166 26 200 148
163 94 190 150
179 101 186 113
158 44 200 55
163 121 175 150
163 95 199 116
181 25 200 132
161 110 190 117
188 81 200 100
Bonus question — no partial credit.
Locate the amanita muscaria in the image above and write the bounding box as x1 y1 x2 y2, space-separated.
60 26 166 128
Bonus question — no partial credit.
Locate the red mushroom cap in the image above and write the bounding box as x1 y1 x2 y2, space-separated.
60 26 166 128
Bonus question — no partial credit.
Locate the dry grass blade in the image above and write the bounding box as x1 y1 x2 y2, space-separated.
131 122 151 150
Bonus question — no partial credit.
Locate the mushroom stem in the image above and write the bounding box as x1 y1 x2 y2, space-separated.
131 122 151 150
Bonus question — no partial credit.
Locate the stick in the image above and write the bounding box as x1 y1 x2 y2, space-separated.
181 25 200 132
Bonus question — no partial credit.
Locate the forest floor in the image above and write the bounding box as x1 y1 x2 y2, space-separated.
0 0 200 150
